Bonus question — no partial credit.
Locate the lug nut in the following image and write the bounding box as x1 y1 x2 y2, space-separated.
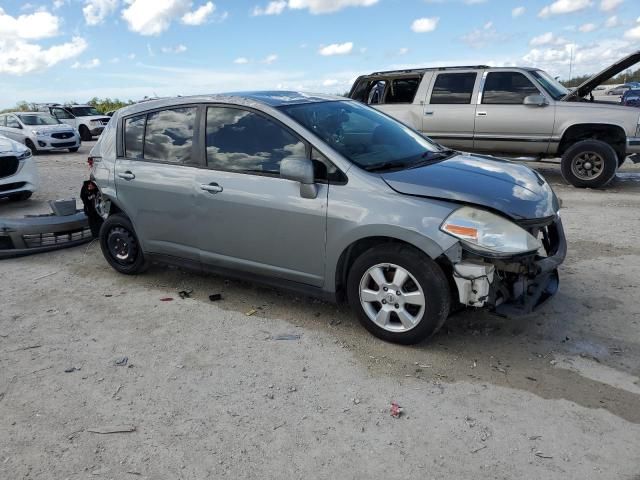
396 291 401 296
381 300 387 304
394 304 399 309
383 287 388 292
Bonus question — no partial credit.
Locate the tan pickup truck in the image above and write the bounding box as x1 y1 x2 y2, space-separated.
349 51 640 188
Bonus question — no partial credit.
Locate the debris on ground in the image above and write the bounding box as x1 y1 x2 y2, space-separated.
9 344 42 352
390 401 402 418
471 445 487 453
245 309 257 316
113 385 124 399
209 293 222 302
87 425 136 434
178 289 193 299
273 334 301 341
534 451 553 459
160 297 174 302
64 367 80 373
114 357 128 367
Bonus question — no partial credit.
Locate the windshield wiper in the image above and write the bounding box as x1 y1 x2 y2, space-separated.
363 161 411 172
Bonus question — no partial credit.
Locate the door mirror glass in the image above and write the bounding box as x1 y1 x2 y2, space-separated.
523 94 548 106
280 156 318 199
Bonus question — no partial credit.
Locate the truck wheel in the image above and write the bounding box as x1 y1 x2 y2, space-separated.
347 243 450 345
99 213 148 274
561 139 618 188
79 125 93 141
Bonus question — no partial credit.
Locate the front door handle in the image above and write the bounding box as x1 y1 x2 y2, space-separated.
424 111 434 116
201 183 223 194
476 111 487 117
118 171 135 180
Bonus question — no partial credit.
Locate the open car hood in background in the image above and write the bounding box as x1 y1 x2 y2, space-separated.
563 50 640 101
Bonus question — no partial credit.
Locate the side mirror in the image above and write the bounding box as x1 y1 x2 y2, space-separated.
523 94 548 107
280 156 318 199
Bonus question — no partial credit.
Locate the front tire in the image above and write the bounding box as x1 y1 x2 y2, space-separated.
99 213 148 274
69 147 80 153
561 139 618 188
79 126 92 142
8 191 32 201
347 244 450 345
25 139 38 155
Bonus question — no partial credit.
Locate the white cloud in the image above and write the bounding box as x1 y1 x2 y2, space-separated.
600 0 622 11
234 57 249 64
161 44 188 54
83 0 118 26
127 52 136 59
411 17 439 33
397 47 409 55
529 31 567 46
624 24 640 40
0 36 87 75
0 8 60 39
461 21 504 48
512 6 525 17
71 58 101 69
318 41 353 55
288 0 378 14
322 79 338 86
604 15 619 27
539 0 592 18
53 0 66 9
252 1 287 15
181 1 215 25
122 0 220 35
261 53 278 64
578 22 597 32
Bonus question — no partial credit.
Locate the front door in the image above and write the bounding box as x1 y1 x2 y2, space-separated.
114 107 201 261
50 107 77 129
422 71 480 150
3 115 23 142
373 76 425 132
473 70 556 155
195 105 328 287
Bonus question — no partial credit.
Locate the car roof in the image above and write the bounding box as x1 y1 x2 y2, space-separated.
365 65 538 76
116 91 345 117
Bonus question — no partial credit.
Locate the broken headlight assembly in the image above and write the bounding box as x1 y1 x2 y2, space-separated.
440 206 541 256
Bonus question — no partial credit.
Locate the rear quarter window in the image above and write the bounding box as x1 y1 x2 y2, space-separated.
124 115 145 159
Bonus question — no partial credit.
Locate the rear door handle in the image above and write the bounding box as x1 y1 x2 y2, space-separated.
117 171 135 180
476 111 487 117
201 182 223 194
424 111 434 116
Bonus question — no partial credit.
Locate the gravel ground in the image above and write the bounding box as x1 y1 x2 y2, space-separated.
1 143 640 479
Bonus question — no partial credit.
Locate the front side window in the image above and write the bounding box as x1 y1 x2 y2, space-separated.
206 107 305 175
70 106 101 117
6 116 20 128
144 107 196 164
530 70 568 100
124 114 145 159
280 100 445 172
482 72 540 105
430 73 477 104
385 78 421 104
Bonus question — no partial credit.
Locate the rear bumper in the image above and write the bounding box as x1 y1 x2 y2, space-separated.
0 210 91 258
452 216 567 316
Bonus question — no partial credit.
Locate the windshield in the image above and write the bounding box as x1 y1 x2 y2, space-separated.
531 70 569 100
70 106 101 117
17 114 61 126
279 100 445 171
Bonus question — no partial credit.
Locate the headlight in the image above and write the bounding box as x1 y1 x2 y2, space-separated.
31 130 46 136
441 206 541 255
91 120 100 124
17 150 32 160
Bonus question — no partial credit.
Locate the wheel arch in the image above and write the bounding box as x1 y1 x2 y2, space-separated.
558 123 627 163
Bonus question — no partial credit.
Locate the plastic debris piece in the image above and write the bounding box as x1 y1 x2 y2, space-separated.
209 293 222 302
245 309 257 316
178 289 193 299
114 357 128 367
87 425 136 434
390 401 402 418
273 334 301 341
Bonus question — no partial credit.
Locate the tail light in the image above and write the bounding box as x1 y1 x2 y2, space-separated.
88 156 94 168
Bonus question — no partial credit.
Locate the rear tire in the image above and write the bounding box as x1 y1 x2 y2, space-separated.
347 243 450 345
99 213 148 275
69 147 79 153
561 139 617 188
79 126 92 141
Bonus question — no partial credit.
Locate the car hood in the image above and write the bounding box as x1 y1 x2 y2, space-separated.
81 115 110 122
563 50 640 100
381 153 560 220
29 124 76 133
0 134 29 156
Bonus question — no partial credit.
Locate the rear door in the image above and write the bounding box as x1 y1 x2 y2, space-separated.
422 71 479 150
194 105 328 287
473 70 555 155
114 106 202 261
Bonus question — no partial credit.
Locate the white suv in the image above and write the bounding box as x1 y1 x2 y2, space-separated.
41 104 110 141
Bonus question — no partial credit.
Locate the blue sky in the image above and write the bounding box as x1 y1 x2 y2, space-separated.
0 0 638 108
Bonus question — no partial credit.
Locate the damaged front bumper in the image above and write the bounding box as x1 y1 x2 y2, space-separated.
451 216 567 316
0 210 91 259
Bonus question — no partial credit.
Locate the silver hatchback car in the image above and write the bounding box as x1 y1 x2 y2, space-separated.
83 92 566 344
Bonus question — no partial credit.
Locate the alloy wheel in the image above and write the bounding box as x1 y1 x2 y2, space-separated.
571 152 604 180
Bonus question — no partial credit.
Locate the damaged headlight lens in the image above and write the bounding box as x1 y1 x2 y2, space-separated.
441 206 541 255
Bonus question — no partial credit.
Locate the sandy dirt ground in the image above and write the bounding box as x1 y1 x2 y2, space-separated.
1 143 640 479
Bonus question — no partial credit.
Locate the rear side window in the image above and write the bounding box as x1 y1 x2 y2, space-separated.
430 73 477 104
124 115 145 159
206 106 305 175
385 78 421 104
7 116 20 128
144 107 196 164
482 72 539 105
